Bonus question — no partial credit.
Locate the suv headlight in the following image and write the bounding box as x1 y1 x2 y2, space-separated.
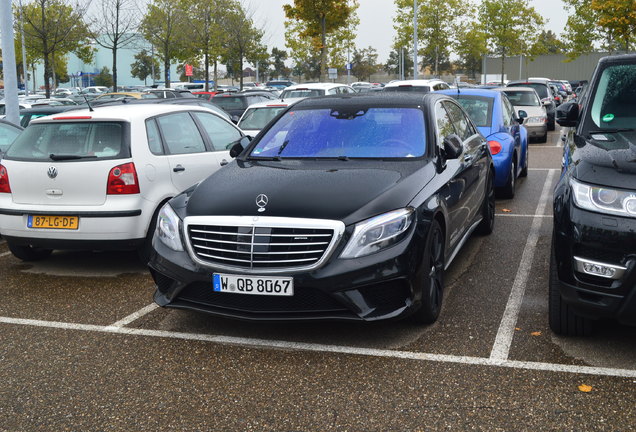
340 208 415 258
157 203 184 251
571 178 636 218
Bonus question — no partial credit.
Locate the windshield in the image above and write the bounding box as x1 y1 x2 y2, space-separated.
451 96 494 127
250 107 425 158
5 122 128 161
212 97 247 111
588 63 636 130
503 90 540 106
238 106 287 131
508 83 548 99
280 89 324 98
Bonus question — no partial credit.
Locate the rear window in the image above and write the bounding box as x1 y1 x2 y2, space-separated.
238 106 288 131
211 96 247 111
503 90 540 106
4 121 129 162
250 107 425 159
450 95 494 127
508 83 548 99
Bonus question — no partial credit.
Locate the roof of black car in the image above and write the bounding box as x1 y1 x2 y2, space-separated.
599 53 636 64
291 92 444 109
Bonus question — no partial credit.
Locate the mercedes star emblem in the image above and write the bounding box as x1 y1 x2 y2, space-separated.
256 194 268 212
47 166 58 179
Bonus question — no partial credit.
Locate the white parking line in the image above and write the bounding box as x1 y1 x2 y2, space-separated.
490 169 557 361
496 214 551 218
1 315 634 379
107 303 159 328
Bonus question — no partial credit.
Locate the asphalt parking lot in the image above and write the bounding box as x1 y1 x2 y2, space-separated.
0 128 634 431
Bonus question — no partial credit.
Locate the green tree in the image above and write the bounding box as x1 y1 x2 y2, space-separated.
350 46 379 81
384 47 414 78
394 0 469 76
283 0 358 81
94 66 114 87
456 22 487 79
591 0 636 51
89 0 139 92
130 49 160 85
271 47 291 79
532 30 566 55
140 0 189 87
479 0 544 84
17 0 94 97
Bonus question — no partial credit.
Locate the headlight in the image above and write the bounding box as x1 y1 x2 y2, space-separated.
157 203 184 251
571 178 636 218
340 208 415 258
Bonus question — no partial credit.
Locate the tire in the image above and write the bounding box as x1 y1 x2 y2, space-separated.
519 146 528 178
548 118 556 131
7 242 52 261
476 170 495 235
538 132 548 143
498 157 516 199
548 240 592 336
411 220 445 324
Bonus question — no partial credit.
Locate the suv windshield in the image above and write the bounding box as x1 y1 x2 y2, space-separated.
238 106 287 131
509 83 549 99
250 107 425 158
503 90 540 106
588 63 636 130
5 122 128 161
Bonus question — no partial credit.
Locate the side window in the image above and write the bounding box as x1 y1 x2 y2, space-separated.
501 97 512 126
443 102 473 141
328 88 338 95
435 102 457 147
164 92 176 99
145 118 164 155
193 112 242 151
503 96 516 123
156 112 206 154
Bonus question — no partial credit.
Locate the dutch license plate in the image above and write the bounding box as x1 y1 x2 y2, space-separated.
213 273 294 296
27 215 79 230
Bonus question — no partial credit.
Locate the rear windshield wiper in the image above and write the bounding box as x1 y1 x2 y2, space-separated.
49 154 98 161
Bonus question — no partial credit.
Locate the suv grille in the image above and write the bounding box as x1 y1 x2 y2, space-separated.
184 217 345 273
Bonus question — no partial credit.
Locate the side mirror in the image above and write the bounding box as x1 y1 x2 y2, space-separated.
442 134 463 160
542 99 551 107
517 110 528 124
229 136 252 158
231 115 240 124
556 101 579 127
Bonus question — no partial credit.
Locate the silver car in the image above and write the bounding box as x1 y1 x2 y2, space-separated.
497 87 548 143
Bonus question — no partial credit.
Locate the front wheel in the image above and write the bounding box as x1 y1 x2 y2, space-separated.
411 220 445 324
7 242 53 261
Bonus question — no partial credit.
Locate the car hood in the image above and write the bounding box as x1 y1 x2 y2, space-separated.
570 132 636 188
183 159 436 225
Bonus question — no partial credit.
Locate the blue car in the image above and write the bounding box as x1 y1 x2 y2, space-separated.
438 89 528 198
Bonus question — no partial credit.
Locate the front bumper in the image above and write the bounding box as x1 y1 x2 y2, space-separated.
148 224 428 322
553 202 636 325
524 123 547 138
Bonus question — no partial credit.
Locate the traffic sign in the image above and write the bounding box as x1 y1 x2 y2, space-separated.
185 64 193 77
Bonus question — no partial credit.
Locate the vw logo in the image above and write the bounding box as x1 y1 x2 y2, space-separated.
47 166 58 179
256 194 268 212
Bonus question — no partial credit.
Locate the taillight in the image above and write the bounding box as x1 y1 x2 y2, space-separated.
0 164 10 193
488 140 502 155
107 162 140 194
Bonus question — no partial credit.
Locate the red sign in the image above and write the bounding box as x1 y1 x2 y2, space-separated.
185 64 193 77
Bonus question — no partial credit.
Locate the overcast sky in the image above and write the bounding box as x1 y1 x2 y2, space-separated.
251 0 568 63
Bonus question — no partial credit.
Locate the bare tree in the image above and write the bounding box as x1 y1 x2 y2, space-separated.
89 0 140 91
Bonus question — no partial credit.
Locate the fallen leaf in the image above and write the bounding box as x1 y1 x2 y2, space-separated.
578 384 593 393
531 331 542 336
515 327 521 331
502 208 512 213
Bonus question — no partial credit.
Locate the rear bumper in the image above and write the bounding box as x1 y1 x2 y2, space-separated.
524 124 547 137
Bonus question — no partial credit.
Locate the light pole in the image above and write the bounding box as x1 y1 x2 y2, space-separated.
413 0 418 80
19 0 28 96
0 0 20 125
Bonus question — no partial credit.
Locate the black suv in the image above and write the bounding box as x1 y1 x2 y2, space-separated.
211 92 278 122
148 93 495 323
551 54 636 336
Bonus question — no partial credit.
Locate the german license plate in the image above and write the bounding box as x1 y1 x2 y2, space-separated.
213 273 293 296
27 215 79 230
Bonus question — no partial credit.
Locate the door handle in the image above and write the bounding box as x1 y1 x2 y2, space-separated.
173 165 185 172
463 154 473 163
220 159 229 166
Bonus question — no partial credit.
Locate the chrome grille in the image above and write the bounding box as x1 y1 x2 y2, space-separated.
184 216 345 273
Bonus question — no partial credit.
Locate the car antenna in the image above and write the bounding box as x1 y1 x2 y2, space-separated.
81 93 94 112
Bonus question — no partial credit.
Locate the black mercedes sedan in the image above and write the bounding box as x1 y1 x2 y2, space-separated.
148 93 494 323
551 54 636 336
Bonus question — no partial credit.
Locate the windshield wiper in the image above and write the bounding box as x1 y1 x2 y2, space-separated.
49 154 98 161
249 155 281 161
277 140 290 156
588 128 635 134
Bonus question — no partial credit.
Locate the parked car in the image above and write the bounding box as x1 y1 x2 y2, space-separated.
383 79 450 93
80 86 109 94
237 98 304 137
211 91 278 122
0 104 245 262
192 91 220 101
0 119 23 159
94 92 158 101
143 89 196 99
497 87 548 142
264 80 296 89
438 89 528 198
279 83 356 99
148 93 495 323
550 54 636 336
18 106 84 128
506 81 556 131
